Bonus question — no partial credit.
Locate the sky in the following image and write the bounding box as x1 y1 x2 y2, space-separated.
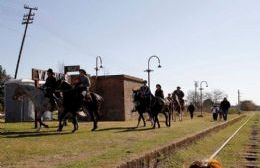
1 0 260 105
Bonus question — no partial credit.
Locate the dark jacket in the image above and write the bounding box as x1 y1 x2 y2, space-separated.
172 89 184 100
155 89 164 99
187 104 195 112
220 100 231 110
140 85 151 97
44 75 57 93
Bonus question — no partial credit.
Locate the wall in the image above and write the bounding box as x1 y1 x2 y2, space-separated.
93 75 143 121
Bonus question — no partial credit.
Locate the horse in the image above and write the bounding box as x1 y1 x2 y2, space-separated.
12 82 64 131
132 89 171 128
132 89 150 127
172 95 185 121
56 80 103 132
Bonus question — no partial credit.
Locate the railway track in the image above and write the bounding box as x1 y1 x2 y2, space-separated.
207 113 259 168
240 116 260 168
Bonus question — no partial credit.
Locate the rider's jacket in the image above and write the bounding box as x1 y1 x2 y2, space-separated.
172 89 184 100
78 75 91 90
44 75 57 94
155 89 164 99
140 85 151 98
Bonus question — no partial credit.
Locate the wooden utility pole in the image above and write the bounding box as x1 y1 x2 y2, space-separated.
14 5 37 79
238 89 241 114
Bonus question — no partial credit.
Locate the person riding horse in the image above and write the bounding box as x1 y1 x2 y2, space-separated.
75 69 91 102
172 86 185 110
42 68 57 111
155 84 164 99
140 80 152 111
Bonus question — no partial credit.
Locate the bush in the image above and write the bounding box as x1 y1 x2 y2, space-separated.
240 100 256 111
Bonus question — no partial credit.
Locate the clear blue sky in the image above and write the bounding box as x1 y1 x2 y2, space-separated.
1 0 260 105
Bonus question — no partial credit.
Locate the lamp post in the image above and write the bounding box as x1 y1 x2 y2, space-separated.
144 55 161 88
200 81 208 116
94 56 103 77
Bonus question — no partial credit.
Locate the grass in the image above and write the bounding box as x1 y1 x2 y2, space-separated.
0 112 246 168
158 112 258 168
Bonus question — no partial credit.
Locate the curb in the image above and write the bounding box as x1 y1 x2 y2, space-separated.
116 115 246 168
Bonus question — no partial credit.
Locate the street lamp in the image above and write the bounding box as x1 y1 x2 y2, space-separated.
200 81 208 116
144 55 161 88
94 56 103 77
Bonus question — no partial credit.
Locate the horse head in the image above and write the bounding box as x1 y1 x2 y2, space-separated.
12 85 28 101
132 89 141 102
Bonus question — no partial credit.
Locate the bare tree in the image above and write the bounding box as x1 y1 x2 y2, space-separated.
212 89 226 103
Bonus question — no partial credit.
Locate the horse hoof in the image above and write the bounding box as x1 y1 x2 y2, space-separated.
72 129 76 133
44 125 49 128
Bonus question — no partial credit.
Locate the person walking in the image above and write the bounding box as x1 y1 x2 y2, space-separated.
220 97 231 121
187 103 195 119
211 104 219 121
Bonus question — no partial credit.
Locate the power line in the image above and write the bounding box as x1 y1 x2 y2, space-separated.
14 5 38 79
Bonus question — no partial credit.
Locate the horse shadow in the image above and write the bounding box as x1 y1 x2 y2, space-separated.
1 130 72 138
95 126 154 133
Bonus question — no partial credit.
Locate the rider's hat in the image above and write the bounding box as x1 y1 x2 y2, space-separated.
143 80 147 84
47 68 54 74
79 69 86 75
177 86 181 89
156 84 161 88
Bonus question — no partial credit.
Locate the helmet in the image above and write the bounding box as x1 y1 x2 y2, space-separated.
47 68 54 74
177 86 181 89
143 80 147 84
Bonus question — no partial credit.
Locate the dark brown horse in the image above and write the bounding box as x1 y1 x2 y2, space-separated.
56 80 103 132
132 89 171 128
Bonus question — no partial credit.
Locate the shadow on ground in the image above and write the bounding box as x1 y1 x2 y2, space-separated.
1 130 73 138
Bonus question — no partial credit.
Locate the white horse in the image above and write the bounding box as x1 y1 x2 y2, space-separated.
12 82 63 131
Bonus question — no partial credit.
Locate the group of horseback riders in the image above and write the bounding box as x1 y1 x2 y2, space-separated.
136 80 185 112
42 68 91 111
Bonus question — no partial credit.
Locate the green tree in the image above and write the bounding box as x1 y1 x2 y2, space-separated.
0 65 11 112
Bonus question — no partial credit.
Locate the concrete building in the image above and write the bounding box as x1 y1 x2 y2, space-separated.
91 75 143 121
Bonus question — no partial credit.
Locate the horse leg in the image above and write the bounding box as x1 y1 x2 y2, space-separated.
72 113 78 133
140 113 146 127
57 111 66 132
156 115 160 128
179 110 183 121
92 110 98 131
137 114 141 127
88 110 97 131
164 112 170 127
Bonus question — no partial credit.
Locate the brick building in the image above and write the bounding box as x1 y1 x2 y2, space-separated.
91 75 143 121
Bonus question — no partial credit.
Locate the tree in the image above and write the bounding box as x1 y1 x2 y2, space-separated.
240 100 256 111
0 65 11 112
212 89 226 103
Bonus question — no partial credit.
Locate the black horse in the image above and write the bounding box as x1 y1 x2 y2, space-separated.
132 89 171 128
56 80 103 132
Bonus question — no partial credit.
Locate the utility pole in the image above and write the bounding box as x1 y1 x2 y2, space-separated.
194 81 198 105
14 5 38 79
238 89 241 114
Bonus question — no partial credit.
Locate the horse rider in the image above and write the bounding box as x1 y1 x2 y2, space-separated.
76 69 91 101
140 80 152 109
172 86 185 110
155 84 164 99
42 68 57 111
166 93 172 101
